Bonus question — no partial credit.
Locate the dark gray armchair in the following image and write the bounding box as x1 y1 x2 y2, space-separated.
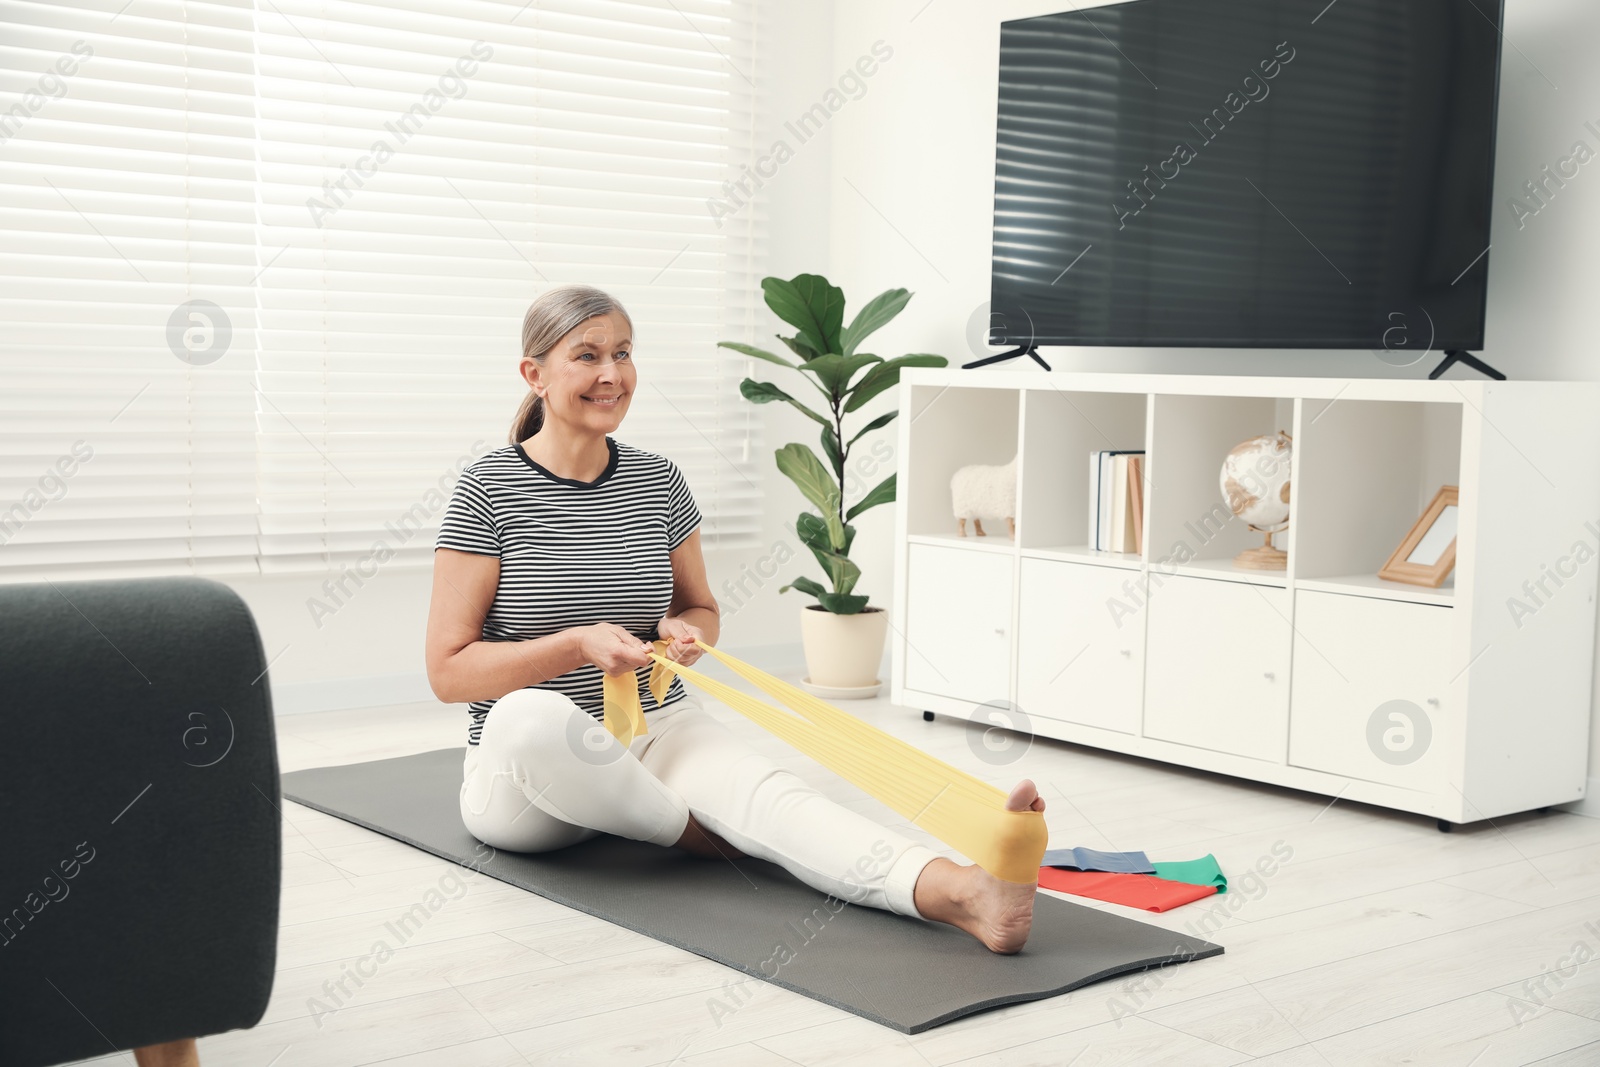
0 577 281 1067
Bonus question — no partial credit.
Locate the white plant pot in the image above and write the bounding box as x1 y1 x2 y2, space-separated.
798 604 888 698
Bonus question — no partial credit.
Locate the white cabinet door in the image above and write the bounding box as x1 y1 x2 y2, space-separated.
1016 558 1144 733
1143 575 1291 761
904 543 1013 703
1288 590 1451 790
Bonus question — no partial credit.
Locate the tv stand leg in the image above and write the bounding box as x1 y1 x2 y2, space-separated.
1428 349 1506 381
963 344 1053 371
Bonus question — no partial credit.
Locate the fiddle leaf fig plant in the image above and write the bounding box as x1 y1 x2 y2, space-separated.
719 273 948 615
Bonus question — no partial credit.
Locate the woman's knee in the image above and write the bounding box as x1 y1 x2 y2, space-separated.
460 744 601 854
479 688 624 767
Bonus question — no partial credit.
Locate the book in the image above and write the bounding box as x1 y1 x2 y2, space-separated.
1128 454 1145 554
1088 451 1101 549
1110 455 1128 552
1099 451 1114 550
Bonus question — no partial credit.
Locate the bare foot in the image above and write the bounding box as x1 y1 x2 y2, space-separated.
672 811 747 860
912 779 1045 954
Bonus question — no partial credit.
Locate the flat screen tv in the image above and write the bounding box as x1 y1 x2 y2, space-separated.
988 0 1505 356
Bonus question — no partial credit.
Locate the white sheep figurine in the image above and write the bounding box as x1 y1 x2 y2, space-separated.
949 453 1017 538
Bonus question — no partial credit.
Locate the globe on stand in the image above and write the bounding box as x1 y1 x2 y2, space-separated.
1220 430 1292 570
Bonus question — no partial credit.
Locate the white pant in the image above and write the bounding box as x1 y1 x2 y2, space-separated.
459 687 940 918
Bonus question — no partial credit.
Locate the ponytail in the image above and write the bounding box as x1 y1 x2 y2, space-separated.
509 389 543 444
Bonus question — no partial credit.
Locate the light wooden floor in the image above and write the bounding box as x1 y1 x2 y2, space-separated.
71 659 1600 1067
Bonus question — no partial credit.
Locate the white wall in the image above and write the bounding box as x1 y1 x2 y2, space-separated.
825 0 1600 811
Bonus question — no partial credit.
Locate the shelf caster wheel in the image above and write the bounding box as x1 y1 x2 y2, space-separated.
1436 819 1455 833
1538 806 1551 814
922 710 935 722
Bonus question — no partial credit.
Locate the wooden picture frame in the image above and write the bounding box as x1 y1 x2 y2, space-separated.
1378 485 1459 587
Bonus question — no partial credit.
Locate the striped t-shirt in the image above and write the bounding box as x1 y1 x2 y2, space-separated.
434 436 702 745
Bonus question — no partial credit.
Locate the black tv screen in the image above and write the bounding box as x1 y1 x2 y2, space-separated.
989 0 1504 350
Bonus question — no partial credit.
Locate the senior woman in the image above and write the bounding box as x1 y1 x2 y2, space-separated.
424 284 1045 953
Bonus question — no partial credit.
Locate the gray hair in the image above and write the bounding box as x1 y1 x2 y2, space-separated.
509 284 634 443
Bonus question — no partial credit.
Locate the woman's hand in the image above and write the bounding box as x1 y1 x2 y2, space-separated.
657 616 707 668
577 623 658 674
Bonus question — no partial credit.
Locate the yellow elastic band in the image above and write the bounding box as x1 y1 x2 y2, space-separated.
600 638 675 748
603 638 1047 884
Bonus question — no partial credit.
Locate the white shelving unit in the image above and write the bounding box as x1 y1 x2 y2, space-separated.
890 370 1600 827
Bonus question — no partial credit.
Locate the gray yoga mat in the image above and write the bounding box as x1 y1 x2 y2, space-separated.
281 747 1223 1034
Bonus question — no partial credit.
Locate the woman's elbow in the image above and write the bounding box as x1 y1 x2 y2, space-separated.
427 671 456 705
426 649 469 704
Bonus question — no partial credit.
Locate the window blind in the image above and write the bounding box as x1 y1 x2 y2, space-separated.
0 0 766 582
0 0 260 580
